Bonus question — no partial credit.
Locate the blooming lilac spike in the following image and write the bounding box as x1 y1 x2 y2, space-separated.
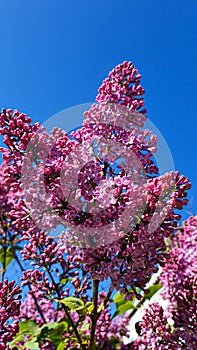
0 60 193 348
0 280 21 348
96 61 146 113
138 302 177 349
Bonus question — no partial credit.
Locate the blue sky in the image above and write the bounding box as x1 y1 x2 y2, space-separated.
1 0 197 217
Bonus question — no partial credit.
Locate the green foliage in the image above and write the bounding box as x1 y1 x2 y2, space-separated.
24 340 39 349
113 298 135 317
0 247 14 268
19 320 40 337
143 284 162 300
39 321 69 347
113 284 162 318
56 297 94 317
10 320 40 349
56 297 84 310
10 319 69 349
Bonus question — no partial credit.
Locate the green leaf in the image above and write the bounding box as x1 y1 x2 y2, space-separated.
113 300 135 317
19 320 40 336
24 340 39 349
40 321 69 348
41 322 59 330
9 334 24 348
76 305 88 315
113 291 125 303
43 321 68 332
86 302 94 313
56 321 69 333
48 334 64 347
57 342 66 350
143 284 162 300
57 297 84 310
0 247 14 268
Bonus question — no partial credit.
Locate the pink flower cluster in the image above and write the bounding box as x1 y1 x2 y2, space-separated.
0 108 40 187
0 61 193 349
0 280 21 349
136 275 197 349
134 216 197 348
138 302 176 349
160 216 197 310
19 292 55 324
96 61 146 113
172 275 197 348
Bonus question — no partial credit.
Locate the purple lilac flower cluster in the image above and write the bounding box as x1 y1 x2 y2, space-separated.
135 216 197 349
96 61 146 113
0 61 192 349
0 280 21 349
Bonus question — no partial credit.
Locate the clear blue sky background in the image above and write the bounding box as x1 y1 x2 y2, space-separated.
0 0 197 217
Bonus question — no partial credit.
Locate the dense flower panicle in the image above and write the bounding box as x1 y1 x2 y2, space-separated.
136 216 197 348
96 61 146 114
0 61 193 348
21 268 51 297
0 280 22 348
172 275 197 348
39 110 190 299
19 292 55 324
0 109 40 192
0 109 42 251
137 276 197 349
21 230 65 266
72 171 190 299
138 302 177 349
160 215 197 309
0 62 191 302
0 108 40 152
7 127 189 298
159 218 197 347
0 162 23 246
175 215 197 273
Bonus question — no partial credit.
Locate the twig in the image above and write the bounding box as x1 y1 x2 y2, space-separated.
43 260 86 350
89 279 99 350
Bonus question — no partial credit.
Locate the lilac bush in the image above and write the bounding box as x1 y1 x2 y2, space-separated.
0 61 195 349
